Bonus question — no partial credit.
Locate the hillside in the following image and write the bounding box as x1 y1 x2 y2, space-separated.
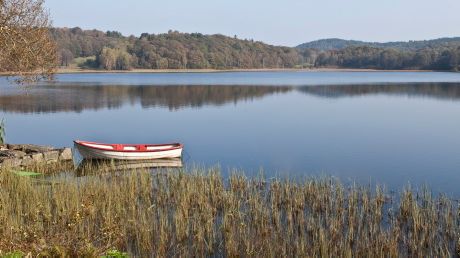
51 27 301 70
50 27 460 71
296 38 369 50
296 37 460 51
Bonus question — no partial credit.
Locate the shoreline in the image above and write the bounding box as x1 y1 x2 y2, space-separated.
0 68 446 76
54 67 435 74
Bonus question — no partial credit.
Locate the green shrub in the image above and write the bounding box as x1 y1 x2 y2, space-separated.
102 249 129 258
1 251 24 258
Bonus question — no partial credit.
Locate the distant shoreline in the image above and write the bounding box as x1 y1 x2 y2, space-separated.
54 67 436 74
0 68 445 77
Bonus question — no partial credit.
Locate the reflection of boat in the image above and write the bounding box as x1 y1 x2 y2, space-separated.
74 140 183 160
76 158 183 176
106 158 182 170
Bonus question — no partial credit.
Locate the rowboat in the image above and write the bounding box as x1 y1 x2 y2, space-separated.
74 140 183 160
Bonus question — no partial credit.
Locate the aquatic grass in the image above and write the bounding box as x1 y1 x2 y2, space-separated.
0 166 459 257
0 119 5 145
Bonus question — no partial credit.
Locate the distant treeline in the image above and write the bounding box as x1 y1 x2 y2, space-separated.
51 28 300 70
296 37 460 51
50 27 460 71
314 46 460 70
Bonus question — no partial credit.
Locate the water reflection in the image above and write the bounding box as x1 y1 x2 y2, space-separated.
75 158 183 176
1 82 460 114
299 83 460 100
0 84 292 113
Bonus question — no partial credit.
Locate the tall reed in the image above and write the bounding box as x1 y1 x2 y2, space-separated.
0 165 459 257
0 119 5 145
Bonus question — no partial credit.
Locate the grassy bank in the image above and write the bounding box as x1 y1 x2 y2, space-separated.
0 164 459 257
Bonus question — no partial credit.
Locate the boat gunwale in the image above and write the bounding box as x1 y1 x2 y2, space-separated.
74 140 183 153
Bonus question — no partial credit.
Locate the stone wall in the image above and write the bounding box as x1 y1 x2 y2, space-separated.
0 144 72 168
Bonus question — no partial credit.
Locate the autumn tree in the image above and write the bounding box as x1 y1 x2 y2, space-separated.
116 50 132 70
58 48 73 66
0 0 57 83
98 47 117 69
97 47 133 70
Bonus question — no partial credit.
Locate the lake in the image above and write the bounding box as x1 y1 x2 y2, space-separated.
1 71 460 194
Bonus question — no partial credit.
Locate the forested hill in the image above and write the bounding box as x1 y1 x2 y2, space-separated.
297 37 460 51
50 27 300 70
297 39 370 50
51 27 460 71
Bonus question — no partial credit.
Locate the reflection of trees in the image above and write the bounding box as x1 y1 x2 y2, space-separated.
298 83 460 100
3 82 459 114
0 85 292 114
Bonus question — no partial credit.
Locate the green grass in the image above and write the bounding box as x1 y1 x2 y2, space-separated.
72 56 97 69
11 170 42 177
0 163 459 257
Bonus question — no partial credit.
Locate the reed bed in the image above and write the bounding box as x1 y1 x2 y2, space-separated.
0 164 459 257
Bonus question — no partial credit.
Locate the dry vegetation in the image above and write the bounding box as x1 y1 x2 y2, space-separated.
0 0 57 83
0 164 460 257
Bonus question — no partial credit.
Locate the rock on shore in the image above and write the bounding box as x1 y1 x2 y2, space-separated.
0 144 72 168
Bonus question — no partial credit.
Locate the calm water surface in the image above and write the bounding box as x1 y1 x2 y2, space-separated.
1 71 460 194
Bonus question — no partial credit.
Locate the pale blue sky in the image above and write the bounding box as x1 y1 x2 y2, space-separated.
45 0 460 46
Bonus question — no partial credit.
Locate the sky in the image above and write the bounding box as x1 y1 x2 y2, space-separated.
45 0 460 47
